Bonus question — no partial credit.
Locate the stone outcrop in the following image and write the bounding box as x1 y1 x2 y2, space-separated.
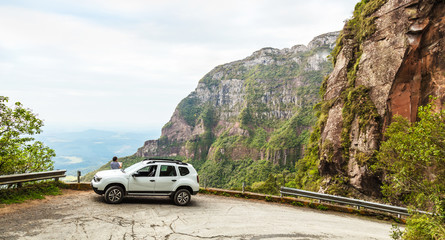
319 0 445 196
136 32 339 165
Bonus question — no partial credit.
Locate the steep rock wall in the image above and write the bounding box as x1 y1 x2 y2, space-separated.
136 32 338 169
319 0 445 196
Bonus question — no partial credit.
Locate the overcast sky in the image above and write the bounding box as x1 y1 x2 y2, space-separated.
0 0 358 135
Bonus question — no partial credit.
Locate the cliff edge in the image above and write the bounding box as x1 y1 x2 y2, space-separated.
315 0 445 196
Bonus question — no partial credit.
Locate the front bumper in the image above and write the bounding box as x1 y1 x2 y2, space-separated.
92 186 104 195
91 180 104 195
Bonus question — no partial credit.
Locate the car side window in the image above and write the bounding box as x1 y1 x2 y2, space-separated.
136 165 157 177
159 165 177 177
179 167 190 176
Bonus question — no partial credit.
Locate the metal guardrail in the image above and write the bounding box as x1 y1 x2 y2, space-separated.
0 170 66 185
280 187 429 217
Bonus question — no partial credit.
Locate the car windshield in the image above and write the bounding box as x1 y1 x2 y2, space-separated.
123 161 145 173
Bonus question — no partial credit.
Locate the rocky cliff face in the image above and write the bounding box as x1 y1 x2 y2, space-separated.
136 32 338 171
317 0 445 196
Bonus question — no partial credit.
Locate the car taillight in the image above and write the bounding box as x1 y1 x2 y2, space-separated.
197 175 200 183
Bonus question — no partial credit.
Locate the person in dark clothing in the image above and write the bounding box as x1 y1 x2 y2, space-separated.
110 156 122 169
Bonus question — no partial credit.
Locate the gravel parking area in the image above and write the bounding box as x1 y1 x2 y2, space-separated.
0 190 393 239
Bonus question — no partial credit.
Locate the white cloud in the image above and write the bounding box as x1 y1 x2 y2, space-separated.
47 138 71 143
0 0 358 132
59 156 84 164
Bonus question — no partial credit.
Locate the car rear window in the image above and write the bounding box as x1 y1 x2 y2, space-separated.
179 166 190 176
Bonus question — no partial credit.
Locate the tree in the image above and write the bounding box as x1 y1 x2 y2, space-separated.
0 96 55 175
375 100 445 239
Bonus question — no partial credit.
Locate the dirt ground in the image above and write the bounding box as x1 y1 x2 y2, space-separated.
0 190 394 240
0 189 87 216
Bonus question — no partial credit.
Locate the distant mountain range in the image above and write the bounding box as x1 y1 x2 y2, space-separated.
35 129 159 176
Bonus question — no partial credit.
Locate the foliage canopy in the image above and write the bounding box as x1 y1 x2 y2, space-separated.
0 96 55 175
375 101 445 239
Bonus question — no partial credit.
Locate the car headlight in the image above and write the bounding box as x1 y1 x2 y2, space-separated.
93 175 102 182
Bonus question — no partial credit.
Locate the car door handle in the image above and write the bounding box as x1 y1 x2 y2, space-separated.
172 180 177 182
150 180 155 182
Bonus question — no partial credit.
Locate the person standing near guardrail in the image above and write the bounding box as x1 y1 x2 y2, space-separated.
110 156 122 169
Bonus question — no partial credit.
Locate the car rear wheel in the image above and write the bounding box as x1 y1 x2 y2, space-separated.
104 186 124 204
173 189 191 206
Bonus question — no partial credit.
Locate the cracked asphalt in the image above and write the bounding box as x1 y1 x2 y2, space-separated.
0 190 393 239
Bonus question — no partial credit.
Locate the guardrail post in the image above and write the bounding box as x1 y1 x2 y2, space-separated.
77 171 81 183
242 182 245 193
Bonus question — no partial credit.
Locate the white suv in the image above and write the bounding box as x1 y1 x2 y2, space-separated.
91 158 200 206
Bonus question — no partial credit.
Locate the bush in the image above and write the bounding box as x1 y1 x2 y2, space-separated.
0 181 62 204
250 174 280 195
376 100 445 239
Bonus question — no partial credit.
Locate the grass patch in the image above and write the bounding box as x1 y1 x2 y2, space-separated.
317 205 329 211
291 201 304 207
221 192 230 197
0 181 62 204
199 188 210 194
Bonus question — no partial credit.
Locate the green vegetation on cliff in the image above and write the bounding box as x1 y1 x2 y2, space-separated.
336 0 386 166
265 107 313 158
331 0 387 65
199 158 296 194
294 0 387 193
341 85 380 161
375 101 445 240
177 95 202 126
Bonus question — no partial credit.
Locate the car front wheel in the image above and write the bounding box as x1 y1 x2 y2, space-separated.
104 186 124 204
173 189 191 206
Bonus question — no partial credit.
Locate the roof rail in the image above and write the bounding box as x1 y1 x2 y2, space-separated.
146 157 182 162
143 157 187 165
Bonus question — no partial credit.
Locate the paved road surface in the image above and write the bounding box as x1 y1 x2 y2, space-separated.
0 191 394 239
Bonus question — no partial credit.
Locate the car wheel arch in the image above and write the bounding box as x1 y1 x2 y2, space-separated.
175 185 193 194
105 183 126 195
